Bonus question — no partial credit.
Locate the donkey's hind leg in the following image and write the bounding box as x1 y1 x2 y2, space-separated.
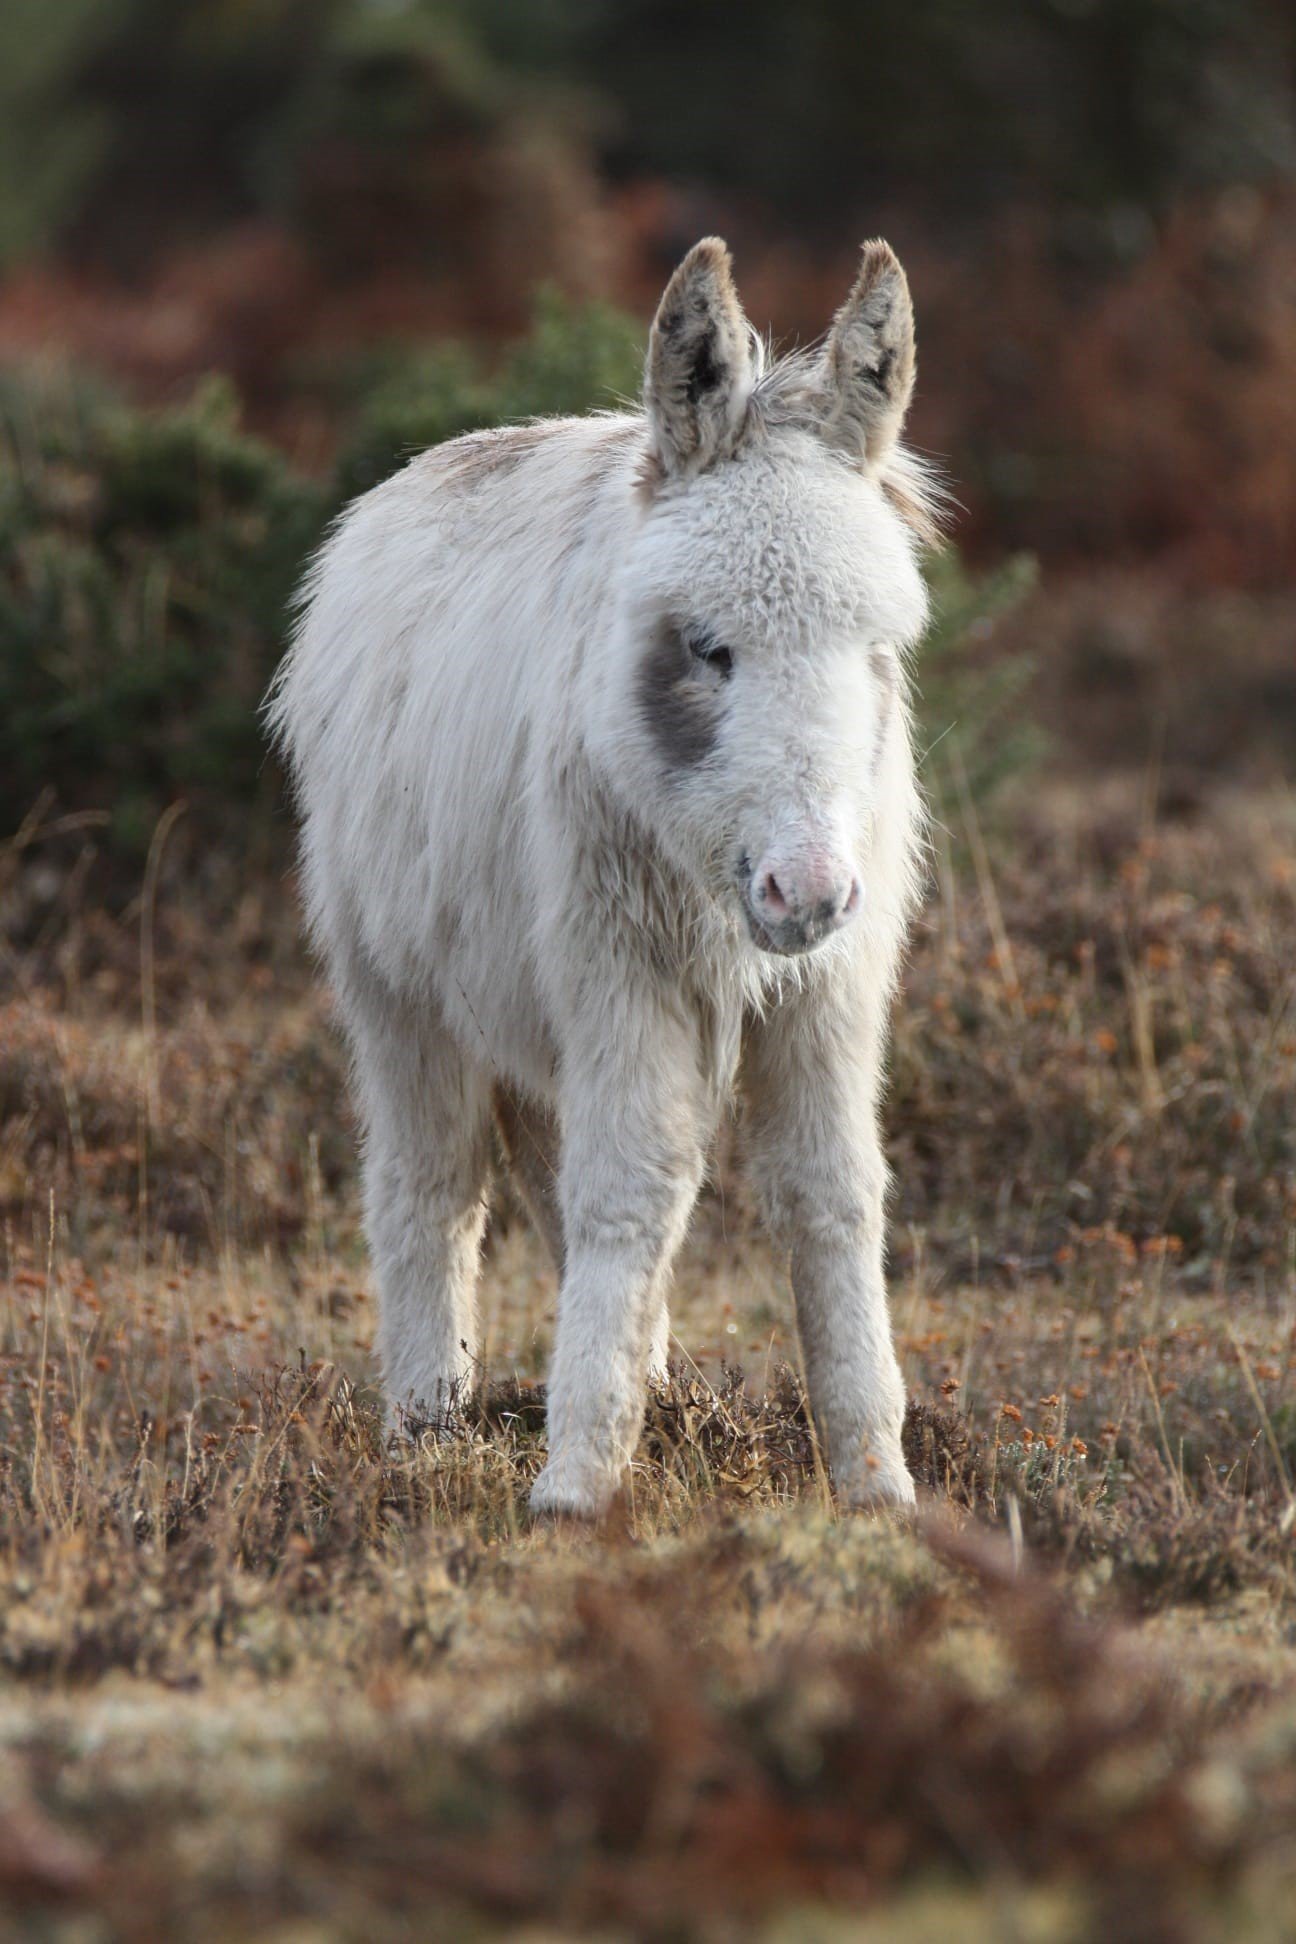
347 983 492 1426
493 1088 564 1273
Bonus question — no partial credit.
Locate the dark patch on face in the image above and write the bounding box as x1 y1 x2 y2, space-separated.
685 325 723 405
637 620 723 773
686 624 734 676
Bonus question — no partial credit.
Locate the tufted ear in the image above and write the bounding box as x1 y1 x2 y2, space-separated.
817 239 916 470
644 237 755 479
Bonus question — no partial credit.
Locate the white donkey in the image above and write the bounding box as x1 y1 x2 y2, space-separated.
270 237 940 1517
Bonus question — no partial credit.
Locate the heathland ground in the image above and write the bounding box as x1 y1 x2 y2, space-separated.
2 761 1293 1938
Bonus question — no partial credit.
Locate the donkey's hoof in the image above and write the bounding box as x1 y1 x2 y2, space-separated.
529 1456 620 1524
838 1458 918 1516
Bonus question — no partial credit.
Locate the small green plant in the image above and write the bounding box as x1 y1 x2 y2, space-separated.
917 546 1039 813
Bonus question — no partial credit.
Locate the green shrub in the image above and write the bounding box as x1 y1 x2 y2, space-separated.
0 368 325 852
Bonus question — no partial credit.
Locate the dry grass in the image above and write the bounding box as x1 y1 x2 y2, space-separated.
1 778 1295 1937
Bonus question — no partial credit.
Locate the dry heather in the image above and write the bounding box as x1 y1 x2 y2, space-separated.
0 777 1294 1939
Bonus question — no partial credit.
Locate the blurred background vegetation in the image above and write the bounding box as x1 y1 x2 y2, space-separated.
0 0 1293 857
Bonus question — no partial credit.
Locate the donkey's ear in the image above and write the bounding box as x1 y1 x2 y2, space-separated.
644 238 754 478
818 239 916 469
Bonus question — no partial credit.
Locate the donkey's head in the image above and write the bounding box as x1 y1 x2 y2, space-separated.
598 238 935 959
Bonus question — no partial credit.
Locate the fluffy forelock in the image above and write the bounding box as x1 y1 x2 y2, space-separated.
744 337 952 548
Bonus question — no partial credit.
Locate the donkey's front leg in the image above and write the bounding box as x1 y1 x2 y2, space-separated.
530 1008 706 1520
744 975 914 1509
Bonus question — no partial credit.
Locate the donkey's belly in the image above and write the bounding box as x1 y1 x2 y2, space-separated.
437 966 560 1104
426 902 561 1103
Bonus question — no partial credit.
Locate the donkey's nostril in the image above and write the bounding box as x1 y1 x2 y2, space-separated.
761 871 789 917
746 857 861 947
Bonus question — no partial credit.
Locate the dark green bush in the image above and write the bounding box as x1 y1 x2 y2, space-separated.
0 368 325 852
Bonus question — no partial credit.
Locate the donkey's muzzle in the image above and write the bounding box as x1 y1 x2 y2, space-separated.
739 853 862 957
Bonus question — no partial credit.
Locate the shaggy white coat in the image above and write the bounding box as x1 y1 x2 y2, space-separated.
269 238 936 1516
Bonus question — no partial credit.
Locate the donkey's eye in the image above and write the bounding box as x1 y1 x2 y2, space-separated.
686 630 734 678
